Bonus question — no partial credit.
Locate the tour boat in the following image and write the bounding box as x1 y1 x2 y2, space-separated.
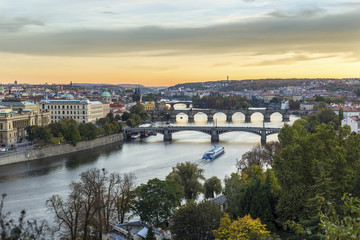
202 145 225 160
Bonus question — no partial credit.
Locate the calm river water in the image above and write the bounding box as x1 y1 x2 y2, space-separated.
0 110 298 222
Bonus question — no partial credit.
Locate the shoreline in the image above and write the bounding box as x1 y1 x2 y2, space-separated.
0 133 123 166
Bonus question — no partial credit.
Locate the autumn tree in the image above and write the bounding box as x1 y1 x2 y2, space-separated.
213 213 271 240
116 173 136 223
47 168 134 240
166 161 205 200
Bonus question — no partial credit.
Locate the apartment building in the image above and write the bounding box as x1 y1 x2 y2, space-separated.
39 99 110 124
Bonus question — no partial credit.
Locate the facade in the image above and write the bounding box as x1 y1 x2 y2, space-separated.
341 115 360 133
39 99 110 124
144 101 155 111
0 100 50 144
299 101 314 111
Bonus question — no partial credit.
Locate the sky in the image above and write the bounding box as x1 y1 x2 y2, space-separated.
1 0 360 86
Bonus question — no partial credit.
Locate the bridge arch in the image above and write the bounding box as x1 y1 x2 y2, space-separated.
270 112 283 122
213 112 227 123
176 112 189 122
250 112 264 122
193 112 208 123
232 112 246 123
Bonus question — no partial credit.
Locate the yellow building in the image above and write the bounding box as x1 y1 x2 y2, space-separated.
0 99 50 144
144 101 155 111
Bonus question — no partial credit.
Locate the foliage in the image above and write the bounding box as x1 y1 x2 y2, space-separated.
145 226 156 240
213 213 271 240
319 193 360 239
166 161 205 200
116 173 137 224
192 95 250 109
273 124 360 228
170 200 223 240
236 142 281 172
25 126 52 144
134 178 183 227
0 193 48 240
204 176 222 199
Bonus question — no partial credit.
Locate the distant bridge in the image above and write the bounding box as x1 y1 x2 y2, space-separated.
124 126 281 145
163 100 193 108
150 108 310 123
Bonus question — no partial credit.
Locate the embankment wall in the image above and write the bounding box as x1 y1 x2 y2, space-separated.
0 133 123 166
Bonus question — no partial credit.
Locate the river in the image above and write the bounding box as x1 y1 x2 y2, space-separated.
0 109 298 222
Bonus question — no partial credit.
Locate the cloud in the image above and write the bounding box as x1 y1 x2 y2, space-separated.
243 54 339 67
268 7 324 18
0 9 359 60
0 17 44 32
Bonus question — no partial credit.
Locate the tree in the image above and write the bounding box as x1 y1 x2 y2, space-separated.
134 178 183 227
273 124 360 226
166 161 205 200
171 200 223 240
47 168 127 240
317 108 337 124
145 226 156 240
338 106 344 123
65 124 81 146
204 176 222 199
121 112 131 121
0 193 48 240
213 213 271 240
117 173 136 223
319 193 360 239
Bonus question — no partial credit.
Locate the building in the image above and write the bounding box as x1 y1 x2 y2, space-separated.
0 99 50 144
39 99 110 124
144 101 155 111
299 101 314 111
102 221 171 240
341 115 360 133
101 90 111 103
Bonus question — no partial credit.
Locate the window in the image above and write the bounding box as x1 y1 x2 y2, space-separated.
63 111 65 114
83 111 85 114
63 105 65 109
67 106 69 109
67 111 69 114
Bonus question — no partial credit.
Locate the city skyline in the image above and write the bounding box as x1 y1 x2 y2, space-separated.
1 0 360 86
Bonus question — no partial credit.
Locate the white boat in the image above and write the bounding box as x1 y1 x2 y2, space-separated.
131 133 140 139
202 146 225 160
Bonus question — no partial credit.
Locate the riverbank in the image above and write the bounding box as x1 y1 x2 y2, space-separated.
0 133 123 166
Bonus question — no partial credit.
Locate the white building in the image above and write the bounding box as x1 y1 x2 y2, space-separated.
341 115 360 133
39 99 110 124
300 101 314 111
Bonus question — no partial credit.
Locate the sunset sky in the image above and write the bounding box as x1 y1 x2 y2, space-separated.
1 0 360 86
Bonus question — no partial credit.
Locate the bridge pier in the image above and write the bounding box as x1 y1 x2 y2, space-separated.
186 103 191 108
188 115 194 123
211 128 219 142
283 113 290 122
226 115 232 123
261 129 266 146
264 114 271 123
245 114 251 123
207 115 213 123
164 129 172 141
170 114 176 123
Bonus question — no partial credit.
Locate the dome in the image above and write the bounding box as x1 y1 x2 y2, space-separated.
0 86 4 90
101 91 111 97
66 93 74 100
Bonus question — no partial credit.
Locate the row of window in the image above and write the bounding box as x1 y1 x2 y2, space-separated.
51 111 87 115
42 104 86 110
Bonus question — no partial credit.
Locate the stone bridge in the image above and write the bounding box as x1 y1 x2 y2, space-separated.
163 100 193 108
124 126 281 145
151 109 309 123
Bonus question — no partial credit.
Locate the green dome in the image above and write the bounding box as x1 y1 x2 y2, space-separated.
66 93 74 99
0 86 4 90
101 91 111 97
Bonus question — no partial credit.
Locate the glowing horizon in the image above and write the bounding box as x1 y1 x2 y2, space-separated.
1 0 360 86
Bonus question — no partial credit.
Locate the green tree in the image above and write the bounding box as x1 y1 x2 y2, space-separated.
317 108 337 124
64 124 81 146
166 162 205 200
319 193 360 239
273 124 360 227
145 226 156 240
204 176 222 199
171 200 223 240
121 112 131 121
338 106 344 123
134 178 183 227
